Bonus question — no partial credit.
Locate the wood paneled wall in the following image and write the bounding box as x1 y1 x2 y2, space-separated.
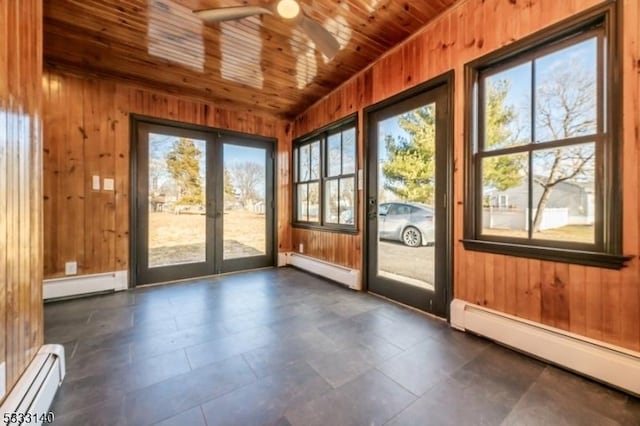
292 0 640 352
43 70 291 279
0 0 44 397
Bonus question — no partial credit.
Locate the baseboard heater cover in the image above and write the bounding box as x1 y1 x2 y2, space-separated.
450 299 640 396
43 270 128 300
285 253 361 290
0 344 66 425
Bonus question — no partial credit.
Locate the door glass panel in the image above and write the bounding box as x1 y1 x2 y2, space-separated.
148 133 207 268
223 144 267 260
377 103 436 291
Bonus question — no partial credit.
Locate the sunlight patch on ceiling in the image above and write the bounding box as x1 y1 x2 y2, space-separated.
361 0 381 14
290 29 318 90
322 3 352 63
148 0 205 72
220 16 264 90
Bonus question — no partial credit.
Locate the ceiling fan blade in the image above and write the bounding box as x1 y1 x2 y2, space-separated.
299 16 340 60
195 6 273 23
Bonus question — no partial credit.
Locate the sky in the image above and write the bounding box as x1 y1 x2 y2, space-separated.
484 36 598 146
149 133 266 197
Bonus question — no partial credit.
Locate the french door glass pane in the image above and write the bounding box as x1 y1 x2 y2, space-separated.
148 133 206 268
377 103 436 291
223 144 267 260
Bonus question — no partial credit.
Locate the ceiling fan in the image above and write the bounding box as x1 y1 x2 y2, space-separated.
194 0 341 59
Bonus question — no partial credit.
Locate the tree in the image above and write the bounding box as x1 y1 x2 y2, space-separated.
531 62 596 232
381 105 436 203
482 80 526 193
381 81 523 205
165 138 203 205
223 167 236 201
149 158 165 195
229 161 264 208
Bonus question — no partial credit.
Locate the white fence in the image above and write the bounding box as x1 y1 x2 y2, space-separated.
482 207 570 231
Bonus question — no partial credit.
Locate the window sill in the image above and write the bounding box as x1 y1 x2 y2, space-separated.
292 223 359 235
461 239 632 270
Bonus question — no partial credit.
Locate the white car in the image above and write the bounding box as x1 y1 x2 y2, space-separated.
378 202 435 247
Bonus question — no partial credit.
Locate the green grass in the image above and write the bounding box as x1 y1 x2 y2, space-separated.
484 225 594 244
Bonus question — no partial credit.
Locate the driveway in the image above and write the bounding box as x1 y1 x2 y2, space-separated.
377 241 435 290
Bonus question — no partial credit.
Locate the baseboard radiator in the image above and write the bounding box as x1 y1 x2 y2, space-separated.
284 253 361 290
43 271 128 300
0 345 66 425
450 299 640 396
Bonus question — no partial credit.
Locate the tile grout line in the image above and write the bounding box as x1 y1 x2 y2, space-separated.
498 365 549 425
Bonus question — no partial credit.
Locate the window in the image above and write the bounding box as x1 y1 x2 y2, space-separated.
463 4 628 269
294 116 357 231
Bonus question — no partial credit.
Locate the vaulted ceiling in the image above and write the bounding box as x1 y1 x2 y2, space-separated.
44 0 458 118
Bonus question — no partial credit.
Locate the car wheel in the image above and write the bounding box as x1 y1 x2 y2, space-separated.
402 226 422 247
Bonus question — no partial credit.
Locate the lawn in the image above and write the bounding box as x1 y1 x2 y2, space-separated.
483 225 594 244
148 209 266 267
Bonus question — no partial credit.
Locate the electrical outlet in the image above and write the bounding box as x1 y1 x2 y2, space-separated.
92 175 101 190
65 261 77 276
299 243 304 253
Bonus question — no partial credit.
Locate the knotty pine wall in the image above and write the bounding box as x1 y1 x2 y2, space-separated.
0 0 44 396
43 70 291 280
292 0 640 352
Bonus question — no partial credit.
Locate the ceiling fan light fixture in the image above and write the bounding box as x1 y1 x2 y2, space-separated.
276 0 301 19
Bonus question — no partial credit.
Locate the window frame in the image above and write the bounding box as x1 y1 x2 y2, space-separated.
292 114 358 233
462 1 629 269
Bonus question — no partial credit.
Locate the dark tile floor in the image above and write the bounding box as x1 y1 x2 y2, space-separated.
45 267 640 426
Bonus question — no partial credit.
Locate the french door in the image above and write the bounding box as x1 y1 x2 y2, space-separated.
133 118 275 286
366 80 452 317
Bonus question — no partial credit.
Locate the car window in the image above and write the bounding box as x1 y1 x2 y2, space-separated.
379 203 390 215
411 206 433 216
389 204 411 215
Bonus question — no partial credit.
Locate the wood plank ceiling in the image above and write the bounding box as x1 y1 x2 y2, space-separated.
43 0 458 118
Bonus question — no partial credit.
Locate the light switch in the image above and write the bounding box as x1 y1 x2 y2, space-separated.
103 178 115 191
92 175 100 190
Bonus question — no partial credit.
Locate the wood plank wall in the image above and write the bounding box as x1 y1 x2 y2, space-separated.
0 0 44 396
43 70 291 279
292 0 640 352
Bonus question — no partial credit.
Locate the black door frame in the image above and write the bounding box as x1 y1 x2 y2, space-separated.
130 114 277 287
362 71 454 319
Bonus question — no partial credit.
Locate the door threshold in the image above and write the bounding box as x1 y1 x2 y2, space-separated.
367 291 448 322
136 266 277 289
